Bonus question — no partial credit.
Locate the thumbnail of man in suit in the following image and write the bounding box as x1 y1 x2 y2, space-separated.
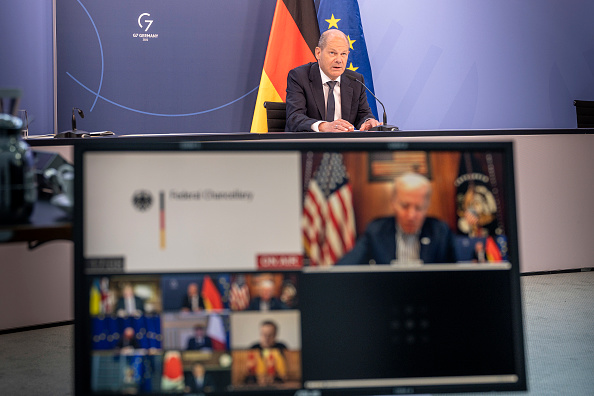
246 278 288 311
186 324 213 351
117 326 141 353
185 363 216 393
249 320 287 355
472 240 487 263
285 29 381 132
247 320 288 385
115 283 144 317
337 172 456 265
181 282 205 312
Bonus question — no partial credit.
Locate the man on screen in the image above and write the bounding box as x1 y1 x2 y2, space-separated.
337 172 456 265
248 320 288 385
115 283 144 317
285 29 381 132
181 282 205 313
246 278 288 311
185 363 216 393
117 326 141 353
249 320 288 354
186 324 213 351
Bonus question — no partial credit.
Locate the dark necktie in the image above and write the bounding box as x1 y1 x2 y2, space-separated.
326 81 337 122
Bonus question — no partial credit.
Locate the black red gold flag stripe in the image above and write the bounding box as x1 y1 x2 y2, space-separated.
159 191 165 249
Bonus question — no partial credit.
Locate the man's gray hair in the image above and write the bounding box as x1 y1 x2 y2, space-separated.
392 172 432 200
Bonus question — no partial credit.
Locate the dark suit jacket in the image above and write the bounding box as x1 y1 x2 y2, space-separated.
285 62 375 131
181 294 205 311
187 336 213 351
115 296 145 314
246 297 288 311
185 372 216 392
117 336 141 350
336 216 457 265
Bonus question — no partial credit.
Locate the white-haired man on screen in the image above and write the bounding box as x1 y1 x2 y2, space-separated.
337 172 456 265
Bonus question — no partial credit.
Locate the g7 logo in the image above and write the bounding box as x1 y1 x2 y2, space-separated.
138 13 153 32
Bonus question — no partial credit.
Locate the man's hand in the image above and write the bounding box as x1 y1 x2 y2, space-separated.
359 118 382 131
319 119 355 132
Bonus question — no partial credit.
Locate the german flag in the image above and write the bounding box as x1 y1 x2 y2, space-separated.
250 0 319 133
201 275 224 311
485 236 503 262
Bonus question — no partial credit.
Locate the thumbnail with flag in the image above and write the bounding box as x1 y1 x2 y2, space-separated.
455 152 508 261
317 0 379 118
90 279 102 316
161 351 185 391
89 277 111 316
302 152 356 266
250 0 319 133
200 275 229 350
206 313 228 351
201 275 224 311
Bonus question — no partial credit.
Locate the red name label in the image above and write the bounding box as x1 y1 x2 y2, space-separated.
257 254 303 270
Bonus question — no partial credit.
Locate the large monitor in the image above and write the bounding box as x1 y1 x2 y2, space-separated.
74 140 526 395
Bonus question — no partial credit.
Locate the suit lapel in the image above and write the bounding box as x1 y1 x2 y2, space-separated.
419 222 431 263
309 64 326 120
341 75 354 123
377 217 397 263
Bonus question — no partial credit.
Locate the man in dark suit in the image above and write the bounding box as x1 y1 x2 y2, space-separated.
117 326 141 352
246 278 288 311
180 282 205 312
185 363 216 393
285 29 381 132
248 320 288 384
337 172 457 265
115 283 145 317
186 324 213 351
249 320 288 354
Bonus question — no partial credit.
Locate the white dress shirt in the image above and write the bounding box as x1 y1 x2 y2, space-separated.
312 67 342 132
395 223 421 264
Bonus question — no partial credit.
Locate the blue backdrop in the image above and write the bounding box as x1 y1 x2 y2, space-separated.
1 0 593 134
358 0 594 130
0 0 54 135
56 0 275 135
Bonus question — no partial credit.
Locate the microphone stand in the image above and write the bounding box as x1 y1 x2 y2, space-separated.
346 75 399 131
54 107 89 138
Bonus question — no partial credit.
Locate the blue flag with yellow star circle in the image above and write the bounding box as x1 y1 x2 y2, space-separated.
317 0 379 118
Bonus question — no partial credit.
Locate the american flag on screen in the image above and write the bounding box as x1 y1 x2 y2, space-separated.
302 153 356 266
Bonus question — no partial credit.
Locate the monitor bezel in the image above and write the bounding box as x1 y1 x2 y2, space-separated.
73 139 526 395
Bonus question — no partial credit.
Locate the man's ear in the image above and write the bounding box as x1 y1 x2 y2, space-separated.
314 46 321 61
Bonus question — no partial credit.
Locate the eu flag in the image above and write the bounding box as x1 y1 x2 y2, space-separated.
317 0 378 118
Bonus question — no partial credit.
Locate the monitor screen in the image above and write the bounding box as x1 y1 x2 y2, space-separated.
74 140 526 395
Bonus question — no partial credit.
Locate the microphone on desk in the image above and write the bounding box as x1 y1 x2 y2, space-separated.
345 74 399 131
72 107 84 131
54 107 114 138
54 107 88 138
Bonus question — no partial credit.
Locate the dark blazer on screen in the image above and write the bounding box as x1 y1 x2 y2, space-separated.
336 216 457 265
